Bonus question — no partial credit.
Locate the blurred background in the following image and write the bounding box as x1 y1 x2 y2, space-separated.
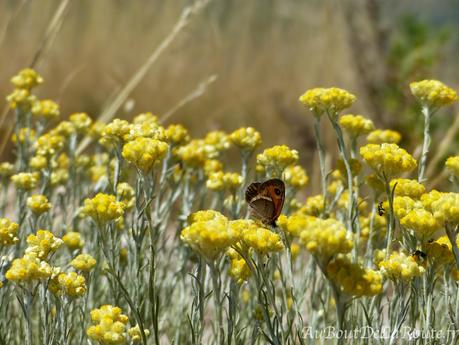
0 0 458 188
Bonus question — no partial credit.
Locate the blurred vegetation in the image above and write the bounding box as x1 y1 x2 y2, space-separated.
0 0 457 191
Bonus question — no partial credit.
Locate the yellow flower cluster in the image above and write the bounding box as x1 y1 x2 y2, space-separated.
360 143 416 178
128 325 150 343
283 165 309 189
6 252 56 282
62 231 84 250
241 225 284 254
410 79 457 108
0 162 14 178
176 139 217 168
11 172 39 190
69 112 93 134
366 129 401 144
117 183 135 210
99 119 131 147
31 99 60 119
378 251 425 281
124 121 167 143
6 88 36 109
122 137 169 173
299 87 356 115
400 208 439 239
83 193 125 225
339 114 374 138
11 127 36 144
27 194 51 215
426 236 454 266
51 272 87 298
204 131 231 152
327 255 382 297
299 195 325 216
71 253 97 272
181 211 239 261
26 230 63 260
206 171 242 192
0 218 19 246
35 133 65 157
165 124 190 146
229 127 262 152
277 214 312 237
11 68 43 89
87 305 129 345
227 248 251 284
257 145 299 176
300 218 353 261
429 192 459 225
446 156 459 178
390 179 425 199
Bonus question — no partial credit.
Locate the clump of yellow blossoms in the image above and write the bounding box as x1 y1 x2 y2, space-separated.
176 139 217 168
26 230 63 260
360 143 416 179
445 156 459 179
6 252 56 282
83 193 125 225
339 114 374 138
426 236 454 266
27 194 51 215
31 99 60 119
299 87 356 116
0 162 14 178
128 325 150 343
410 79 457 109
204 131 231 152
166 124 190 146
6 88 36 109
299 195 325 216
62 232 84 250
400 208 439 239
300 218 353 261
229 127 262 153
181 211 239 261
227 248 251 284
71 253 97 272
69 112 93 133
11 127 36 144
50 272 87 298
390 179 425 199
378 251 425 281
278 214 315 237
327 255 382 297
0 218 19 246
117 183 135 210
35 133 65 157
241 225 284 254
11 172 39 190
257 145 299 176
11 68 43 89
206 171 242 192
100 119 131 147
87 305 129 345
283 165 309 189
122 137 169 173
366 129 401 144
429 192 459 225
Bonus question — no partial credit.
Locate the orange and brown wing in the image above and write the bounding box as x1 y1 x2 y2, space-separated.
260 179 285 222
245 182 261 203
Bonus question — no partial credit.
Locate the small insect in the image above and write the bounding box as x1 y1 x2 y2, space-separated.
377 202 385 216
411 250 427 264
245 178 285 227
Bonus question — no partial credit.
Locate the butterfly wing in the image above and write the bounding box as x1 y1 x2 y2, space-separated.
246 179 285 225
261 179 285 222
248 197 275 222
245 182 261 203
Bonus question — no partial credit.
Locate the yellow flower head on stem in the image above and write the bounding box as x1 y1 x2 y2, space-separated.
0 218 19 246
339 114 374 138
122 137 169 173
257 145 299 177
366 129 401 144
378 251 425 281
299 87 356 116
410 79 457 109
83 193 125 226
27 194 52 215
283 165 309 189
229 127 262 153
70 253 97 272
11 68 43 89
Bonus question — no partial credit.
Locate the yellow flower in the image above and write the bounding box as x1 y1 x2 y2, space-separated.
122 137 169 173
206 171 242 192
69 112 93 133
11 172 39 190
52 272 87 298
430 192 459 226
27 195 51 215
366 129 401 144
0 218 19 246
176 139 217 168
133 112 158 124
0 162 14 178
99 119 131 147
337 190 367 213
128 325 150 343
11 127 36 144
11 68 43 89
62 232 84 250
181 211 239 260
26 230 63 260
299 87 356 116
420 190 444 211
204 159 223 176
70 254 97 272
35 133 65 157
6 252 56 282
410 79 457 108
204 131 230 152
31 100 60 119
7 88 37 110
229 127 262 152
83 193 125 225
165 124 190 146
283 165 309 189
360 143 416 179
378 251 425 281
29 155 47 170
227 248 251 284
124 122 167 142
400 209 440 240
445 156 459 178
257 145 299 177
299 195 325 216
426 236 454 266
241 225 284 254
327 255 382 297
117 183 135 210
300 218 353 261
339 114 374 138
390 179 425 199
278 213 315 237
87 305 129 345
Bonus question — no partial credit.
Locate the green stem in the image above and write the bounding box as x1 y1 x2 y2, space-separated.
210 262 224 345
313 117 328 211
384 178 396 259
418 106 431 183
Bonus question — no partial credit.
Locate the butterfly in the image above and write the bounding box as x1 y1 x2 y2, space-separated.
377 202 385 216
245 178 285 226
